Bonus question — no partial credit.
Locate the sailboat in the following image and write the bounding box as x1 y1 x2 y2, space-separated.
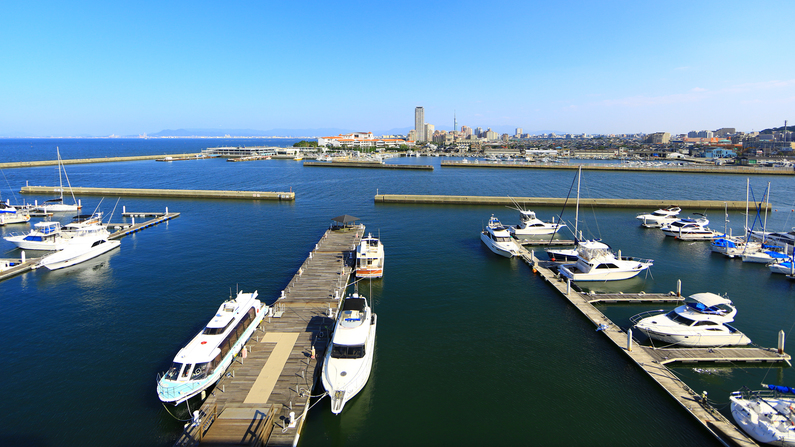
36 148 80 213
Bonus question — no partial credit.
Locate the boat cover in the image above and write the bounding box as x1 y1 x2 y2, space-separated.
712 238 736 248
689 292 731 307
766 251 789 259
766 384 795 395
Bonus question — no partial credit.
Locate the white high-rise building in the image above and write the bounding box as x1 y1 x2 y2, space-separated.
415 107 425 142
424 123 435 142
516 128 523 137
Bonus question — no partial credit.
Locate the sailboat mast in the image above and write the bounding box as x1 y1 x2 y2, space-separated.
744 178 749 242
57 147 64 201
575 166 581 239
763 181 770 239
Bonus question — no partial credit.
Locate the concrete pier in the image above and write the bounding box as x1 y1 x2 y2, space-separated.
375 194 768 210
0 154 206 169
21 186 295 201
304 161 433 170
442 160 795 175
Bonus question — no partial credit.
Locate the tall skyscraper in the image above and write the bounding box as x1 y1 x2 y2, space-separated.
415 107 425 142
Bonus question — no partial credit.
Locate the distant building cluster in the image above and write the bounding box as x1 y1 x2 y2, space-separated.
317 132 411 149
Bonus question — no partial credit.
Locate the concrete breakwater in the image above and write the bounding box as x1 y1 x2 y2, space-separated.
304 161 433 170
21 186 295 201
441 160 795 175
375 194 768 210
0 154 205 169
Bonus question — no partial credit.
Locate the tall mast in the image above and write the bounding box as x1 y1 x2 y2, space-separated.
745 178 749 242
57 147 63 201
575 166 581 239
763 181 770 239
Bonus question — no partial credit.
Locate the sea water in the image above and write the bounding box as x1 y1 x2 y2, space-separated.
1 139 794 446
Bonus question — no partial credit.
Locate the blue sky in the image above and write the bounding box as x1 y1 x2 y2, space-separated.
1 0 793 136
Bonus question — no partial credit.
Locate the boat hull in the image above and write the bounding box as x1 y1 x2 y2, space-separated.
636 327 751 347
558 265 645 281
4 234 69 251
356 268 383 278
323 314 376 414
40 240 120 270
731 395 795 446
480 232 518 258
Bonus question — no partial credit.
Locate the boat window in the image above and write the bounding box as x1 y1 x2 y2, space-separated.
331 344 365 359
666 310 696 326
694 321 720 326
191 362 210 380
595 263 619 269
181 363 193 379
164 362 183 380
203 319 235 335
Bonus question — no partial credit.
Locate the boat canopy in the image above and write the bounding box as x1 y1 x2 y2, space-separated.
766 251 789 259
712 238 737 248
689 292 731 308
765 384 795 395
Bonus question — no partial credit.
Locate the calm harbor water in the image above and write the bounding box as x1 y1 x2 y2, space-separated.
1 139 794 446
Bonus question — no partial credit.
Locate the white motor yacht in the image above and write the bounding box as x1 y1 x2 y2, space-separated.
322 293 376 414
558 246 652 281
39 238 120 270
631 293 751 347
509 209 566 236
480 215 521 258
731 385 795 446
157 291 267 405
356 233 384 278
661 214 717 240
0 201 31 225
635 205 681 228
3 221 67 250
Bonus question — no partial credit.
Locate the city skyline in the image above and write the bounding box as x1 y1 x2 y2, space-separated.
2 1 794 137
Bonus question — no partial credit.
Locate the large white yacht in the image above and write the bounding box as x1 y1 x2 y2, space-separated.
661 214 717 240
39 238 120 270
157 291 267 405
322 293 376 414
4 221 68 250
558 246 652 281
356 233 384 278
508 209 566 236
635 205 681 228
731 385 795 446
480 215 521 258
631 293 751 347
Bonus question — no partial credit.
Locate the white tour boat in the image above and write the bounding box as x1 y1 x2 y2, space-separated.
3 221 67 250
322 293 376 414
635 205 681 228
36 148 81 213
630 292 751 347
731 385 795 446
558 246 652 281
481 215 521 258
356 233 384 278
157 290 268 405
661 214 718 240
508 208 566 236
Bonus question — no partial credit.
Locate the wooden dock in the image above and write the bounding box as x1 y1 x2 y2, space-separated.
521 252 789 447
174 225 364 447
108 212 180 240
0 257 42 282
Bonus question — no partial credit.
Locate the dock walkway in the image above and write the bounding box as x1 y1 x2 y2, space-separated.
175 225 364 447
521 253 789 447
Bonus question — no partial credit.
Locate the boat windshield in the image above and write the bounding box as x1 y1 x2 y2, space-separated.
666 310 696 326
164 362 183 380
331 343 365 359
190 362 210 380
203 319 234 335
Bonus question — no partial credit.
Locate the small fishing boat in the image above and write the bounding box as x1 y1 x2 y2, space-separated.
322 293 376 414
635 205 681 228
356 233 384 278
558 246 652 281
731 385 795 446
157 290 268 405
480 215 521 258
631 293 751 347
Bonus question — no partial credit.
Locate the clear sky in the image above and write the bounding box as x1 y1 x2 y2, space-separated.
2 0 793 136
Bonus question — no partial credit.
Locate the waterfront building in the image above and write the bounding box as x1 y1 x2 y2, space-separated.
644 132 671 144
415 107 425 142
318 132 412 149
424 123 435 142
485 129 499 141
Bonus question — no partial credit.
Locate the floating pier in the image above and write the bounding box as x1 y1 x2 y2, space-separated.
522 251 789 447
375 194 768 211
173 225 364 447
108 211 180 240
304 161 433 170
442 160 795 175
0 256 41 282
21 186 295 201
0 154 205 169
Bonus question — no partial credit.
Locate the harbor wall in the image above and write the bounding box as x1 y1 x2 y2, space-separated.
304 161 433 170
374 194 767 210
441 160 795 175
21 186 295 201
0 154 204 169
